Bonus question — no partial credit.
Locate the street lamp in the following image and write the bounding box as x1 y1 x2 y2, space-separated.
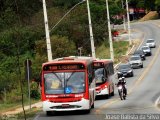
42 0 86 61
126 0 132 45
42 0 52 61
50 0 86 32
105 0 114 61
86 0 96 59
43 0 96 59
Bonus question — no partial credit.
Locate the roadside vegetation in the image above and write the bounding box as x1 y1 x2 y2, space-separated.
96 40 129 63
0 0 125 111
0 0 160 119
0 107 41 120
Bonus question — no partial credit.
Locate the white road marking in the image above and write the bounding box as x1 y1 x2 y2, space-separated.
34 114 40 120
137 33 145 50
155 96 160 110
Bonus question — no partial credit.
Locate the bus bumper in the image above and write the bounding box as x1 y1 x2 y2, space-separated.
42 98 90 112
96 87 109 96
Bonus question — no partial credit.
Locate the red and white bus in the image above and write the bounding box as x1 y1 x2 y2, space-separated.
41 57 95 115
93 59 114 98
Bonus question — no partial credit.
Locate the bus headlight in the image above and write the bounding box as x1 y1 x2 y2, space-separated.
128 70 132 73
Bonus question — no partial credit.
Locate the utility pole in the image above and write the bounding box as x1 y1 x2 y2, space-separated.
26 59 31 111
126 0 132 45
106 0 114 61
42 0 52 61
86 0 96 59
121 0 126 30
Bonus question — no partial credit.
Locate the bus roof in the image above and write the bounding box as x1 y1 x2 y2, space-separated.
42 56 93 66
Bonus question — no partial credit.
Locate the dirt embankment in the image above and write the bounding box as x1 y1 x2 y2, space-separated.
139 11 158 22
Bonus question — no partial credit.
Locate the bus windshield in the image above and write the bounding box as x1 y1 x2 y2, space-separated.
44 72 85 94
94 68 105 84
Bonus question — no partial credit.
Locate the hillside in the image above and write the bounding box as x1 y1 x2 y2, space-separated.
0 0 122 109
0 0 160 116
139 11 158 21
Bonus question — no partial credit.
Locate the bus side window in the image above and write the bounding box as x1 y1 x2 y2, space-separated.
111 63 114 74
88 62 96 85
88 64 93 85
104 69 107 79
108 63 114 75
88 73 92 85
107 65 109 75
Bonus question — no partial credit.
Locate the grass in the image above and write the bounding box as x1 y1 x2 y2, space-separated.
96 40 129 63
0 100 42 120
0 107 42 120
0 99 40 113
16 107 42 120
0 103 21 113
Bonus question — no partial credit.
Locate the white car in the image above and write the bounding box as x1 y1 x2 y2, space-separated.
146 39 156 48
129 55 143 68
141 45 152 56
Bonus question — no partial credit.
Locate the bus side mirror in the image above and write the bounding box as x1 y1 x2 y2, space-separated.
102 76 105 82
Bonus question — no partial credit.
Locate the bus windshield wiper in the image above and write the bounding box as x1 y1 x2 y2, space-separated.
65 72 75 89
51 72 62 82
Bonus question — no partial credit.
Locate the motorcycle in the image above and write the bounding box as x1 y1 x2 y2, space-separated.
118 85 126 100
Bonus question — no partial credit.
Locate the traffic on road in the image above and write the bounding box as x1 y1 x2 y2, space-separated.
39 36 156 116
34 21 160 120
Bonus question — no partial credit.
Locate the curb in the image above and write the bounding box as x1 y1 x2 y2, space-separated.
1 102 42 116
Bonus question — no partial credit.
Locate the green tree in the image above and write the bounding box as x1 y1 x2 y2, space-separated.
0 27 40 56
144 0 155 11
51 36 76 58
52 0 81 8
35 35 76 59
155 0 160 18
155 0 160 6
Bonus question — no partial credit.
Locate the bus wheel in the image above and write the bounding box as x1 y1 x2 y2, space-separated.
111 91 114 96
46 111 54 116
85 109 91 114
105 94 109 99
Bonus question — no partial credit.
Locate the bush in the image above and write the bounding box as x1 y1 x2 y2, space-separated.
30 81 40 99
30 90 40 100
35 35 76 59
5 88 22 103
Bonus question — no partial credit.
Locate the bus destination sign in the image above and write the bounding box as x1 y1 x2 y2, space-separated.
43 64 85 71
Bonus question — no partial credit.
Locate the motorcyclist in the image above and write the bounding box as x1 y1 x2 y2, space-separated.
117 77 127 95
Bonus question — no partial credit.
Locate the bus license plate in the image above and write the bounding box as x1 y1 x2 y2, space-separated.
62 104 70 108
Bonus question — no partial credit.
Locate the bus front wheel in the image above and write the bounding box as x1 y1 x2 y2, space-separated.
85 109 91 114
46 111 55 116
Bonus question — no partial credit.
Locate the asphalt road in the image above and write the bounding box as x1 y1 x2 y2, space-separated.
34 20 160 120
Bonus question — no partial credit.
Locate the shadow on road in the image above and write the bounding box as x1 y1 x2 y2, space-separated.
46 110 93 116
